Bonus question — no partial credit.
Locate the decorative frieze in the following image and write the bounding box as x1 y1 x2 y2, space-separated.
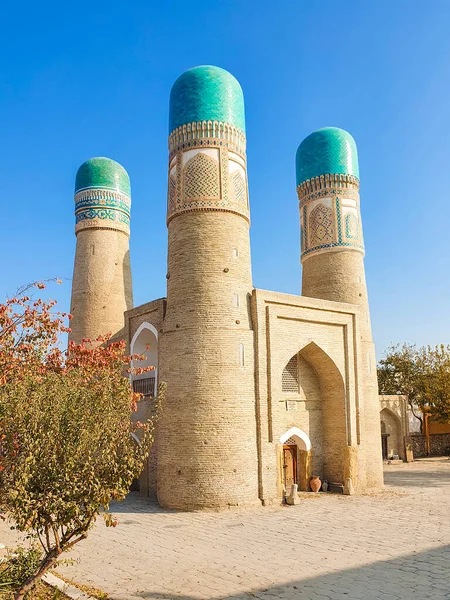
298 175 364 261
74 187 131 236
168 120 246 157
167 121 249 224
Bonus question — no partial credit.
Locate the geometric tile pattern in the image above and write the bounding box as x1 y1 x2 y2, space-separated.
74 187 131 236
230 170 246 205
345 213 359 239
183 153 220 200
168 174 176 207
282 354 299 393
297 175 364 261
166 122 250 224
309 204 334 247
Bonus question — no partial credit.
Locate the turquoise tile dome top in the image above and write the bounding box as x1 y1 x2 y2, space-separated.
169 65 245 134
296 127 359 186
75 157 131 196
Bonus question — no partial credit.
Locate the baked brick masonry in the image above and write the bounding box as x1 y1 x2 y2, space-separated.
69 65 384 510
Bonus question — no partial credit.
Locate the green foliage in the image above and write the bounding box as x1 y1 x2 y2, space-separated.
378 343 450 425
0 546 42 595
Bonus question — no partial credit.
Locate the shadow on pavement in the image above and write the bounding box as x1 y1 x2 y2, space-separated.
384 466 450 488
126 543 450 599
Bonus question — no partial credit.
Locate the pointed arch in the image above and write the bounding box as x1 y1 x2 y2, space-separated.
298 341 347 483
280 427 312 451
130 322 159 394
299 341 343 384
130 322 158 354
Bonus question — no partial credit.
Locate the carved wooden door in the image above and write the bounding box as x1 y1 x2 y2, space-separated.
283 445 297 489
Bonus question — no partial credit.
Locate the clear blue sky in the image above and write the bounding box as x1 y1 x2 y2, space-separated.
1 0 449 357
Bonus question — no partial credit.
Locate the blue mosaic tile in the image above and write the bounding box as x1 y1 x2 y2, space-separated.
169 66 245 134
296 127 359 186
75 157 131 196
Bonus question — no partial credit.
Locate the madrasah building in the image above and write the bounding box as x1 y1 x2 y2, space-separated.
68 65 384 510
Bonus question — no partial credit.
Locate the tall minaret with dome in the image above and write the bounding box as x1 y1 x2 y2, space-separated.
69 157 133 344
158 66 259 510
296 128 383 491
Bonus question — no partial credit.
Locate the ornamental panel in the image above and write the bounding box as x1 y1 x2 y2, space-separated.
308 203 335 248
183 153 220 200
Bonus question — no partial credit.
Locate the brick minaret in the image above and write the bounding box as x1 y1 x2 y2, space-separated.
158 66 259 509
296 128 383 491
69 157 133 344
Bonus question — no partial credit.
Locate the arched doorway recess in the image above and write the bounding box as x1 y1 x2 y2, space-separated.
130 322 158 397
279 427 312 492
280 342 347 486
380 408 402 460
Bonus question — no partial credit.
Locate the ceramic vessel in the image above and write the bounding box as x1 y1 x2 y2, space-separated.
310 476 322 492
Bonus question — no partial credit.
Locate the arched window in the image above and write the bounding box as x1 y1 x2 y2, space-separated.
130 323 158 397
282 353 299 393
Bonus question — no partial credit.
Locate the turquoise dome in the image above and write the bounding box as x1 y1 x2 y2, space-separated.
169 65 245 134
296 127 359 186
75 157 131 196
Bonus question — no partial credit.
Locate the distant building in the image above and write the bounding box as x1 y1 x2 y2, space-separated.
379 395 414 461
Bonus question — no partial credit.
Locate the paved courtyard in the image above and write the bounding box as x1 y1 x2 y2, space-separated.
2 459 450 599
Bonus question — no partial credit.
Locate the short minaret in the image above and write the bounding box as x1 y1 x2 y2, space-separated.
69 157 133 344
158 66 259 509
296 127 383 490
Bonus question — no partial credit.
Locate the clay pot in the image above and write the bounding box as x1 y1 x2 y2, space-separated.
309 476 322 493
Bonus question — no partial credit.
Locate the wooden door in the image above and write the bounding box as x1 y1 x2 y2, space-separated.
283 445 297 489
381 434 389 460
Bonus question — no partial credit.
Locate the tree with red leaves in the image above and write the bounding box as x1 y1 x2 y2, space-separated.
0 282 159 600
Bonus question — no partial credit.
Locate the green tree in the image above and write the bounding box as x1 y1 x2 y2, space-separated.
419 344 450 424
0 283 159 600
378 343 450 429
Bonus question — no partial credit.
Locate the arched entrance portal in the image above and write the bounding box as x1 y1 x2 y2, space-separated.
278 342 347 491
380 408 402 460
280 427 312 492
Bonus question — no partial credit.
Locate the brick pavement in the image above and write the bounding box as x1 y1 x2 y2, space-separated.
1 459 450 599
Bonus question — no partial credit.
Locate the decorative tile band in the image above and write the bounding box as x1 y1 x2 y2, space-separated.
167 121 249 225
75 188 131 216
169 120 246 157
74 187 131 236
297 174 359 203
298 176 364 262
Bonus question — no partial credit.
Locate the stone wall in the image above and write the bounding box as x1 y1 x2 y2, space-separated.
411 433 450 458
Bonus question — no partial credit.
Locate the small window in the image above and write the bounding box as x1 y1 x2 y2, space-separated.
282 354 299 393
233 248 239 258
239 343 245 367
233 293 240 307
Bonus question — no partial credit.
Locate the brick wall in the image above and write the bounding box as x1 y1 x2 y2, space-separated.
69 229 133 344
411 433 450 458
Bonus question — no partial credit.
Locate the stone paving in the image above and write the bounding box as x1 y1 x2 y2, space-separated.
2 459 450 599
